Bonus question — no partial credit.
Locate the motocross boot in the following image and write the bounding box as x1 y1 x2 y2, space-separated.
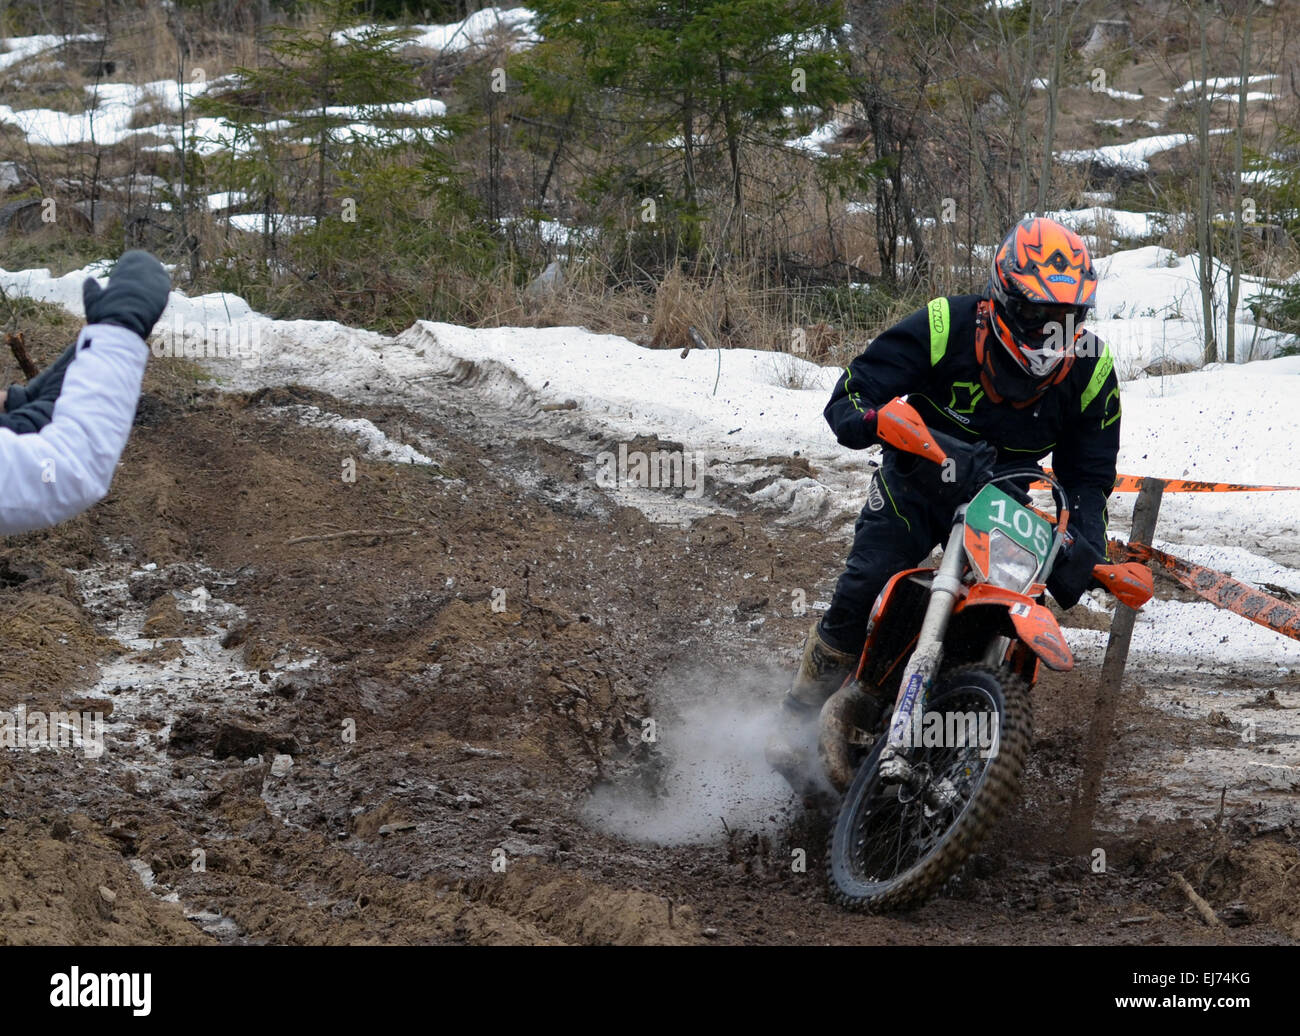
765 620 859 793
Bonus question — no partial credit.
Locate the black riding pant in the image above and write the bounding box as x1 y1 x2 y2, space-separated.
818 450 956 655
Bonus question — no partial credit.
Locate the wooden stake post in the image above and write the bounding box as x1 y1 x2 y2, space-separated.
1068 476 1165 852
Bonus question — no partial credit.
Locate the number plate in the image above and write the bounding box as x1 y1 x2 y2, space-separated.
964 484 1053 569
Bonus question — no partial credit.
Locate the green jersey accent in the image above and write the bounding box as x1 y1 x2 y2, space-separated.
927 297 950 366
1081 343 1114 413
948 380 984 414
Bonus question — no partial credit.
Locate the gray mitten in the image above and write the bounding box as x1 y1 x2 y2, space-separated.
82 250 171 341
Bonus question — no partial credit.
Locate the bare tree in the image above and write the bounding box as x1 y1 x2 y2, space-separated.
989 0 1043 220
1191 0 1218 364
1225 0 1256 363
1035 0 1087 214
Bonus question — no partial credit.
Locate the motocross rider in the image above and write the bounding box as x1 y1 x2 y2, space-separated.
0 251 170 533
766 217 1121 783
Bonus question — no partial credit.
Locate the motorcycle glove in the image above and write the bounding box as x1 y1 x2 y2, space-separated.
904 428 997 505
1065 487 1109 558
828 402 881 450
1047 532 1103 609
82 250 171 342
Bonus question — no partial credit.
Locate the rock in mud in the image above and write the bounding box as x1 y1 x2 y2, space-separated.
220 621 250 649
271 669 329 700
96 886 116 922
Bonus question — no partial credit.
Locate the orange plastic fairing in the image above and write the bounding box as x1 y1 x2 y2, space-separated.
876 398 947 465
956 584 1075 672
1092 561 1154 609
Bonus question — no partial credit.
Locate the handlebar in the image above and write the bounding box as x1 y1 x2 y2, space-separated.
875 397 1071 536
874 396 1154 609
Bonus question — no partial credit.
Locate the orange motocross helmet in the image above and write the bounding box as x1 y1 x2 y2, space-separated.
983 216 1098 404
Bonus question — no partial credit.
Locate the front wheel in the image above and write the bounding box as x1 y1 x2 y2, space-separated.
827 663 1031 912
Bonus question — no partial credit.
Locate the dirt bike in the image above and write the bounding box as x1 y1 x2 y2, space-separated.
819 397 1154 912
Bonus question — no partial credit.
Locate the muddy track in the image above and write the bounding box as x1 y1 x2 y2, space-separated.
0 352 1296 945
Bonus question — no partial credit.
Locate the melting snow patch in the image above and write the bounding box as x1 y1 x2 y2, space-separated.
747 477 832 525
1059 129 1229 171
1175 73 1277 95
336 7 537 53
1094 86 1144 101
227 213 316 235
266 404 434 465
785 121 839 154
0 33 99 72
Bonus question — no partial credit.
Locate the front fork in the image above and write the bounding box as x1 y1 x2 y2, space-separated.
878 521 967 788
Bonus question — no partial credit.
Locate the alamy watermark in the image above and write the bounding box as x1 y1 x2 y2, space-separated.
594 443 707 499
50 968 150 1016
0 706 105 758
903 707 1000 759
151 311 262 369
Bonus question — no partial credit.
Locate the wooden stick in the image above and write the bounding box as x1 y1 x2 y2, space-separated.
285 527 417 545
6 331 39 380
1173 871 1223 928
681 325 708 359
1068 476 1165 851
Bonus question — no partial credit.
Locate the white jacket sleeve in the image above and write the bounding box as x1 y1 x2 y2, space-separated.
0 323 148 534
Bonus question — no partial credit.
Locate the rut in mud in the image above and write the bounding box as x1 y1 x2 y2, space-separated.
0 354 1297 946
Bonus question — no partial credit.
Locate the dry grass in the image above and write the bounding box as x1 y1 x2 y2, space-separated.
648 267 723 350
0 55 87 113
112 5 183 84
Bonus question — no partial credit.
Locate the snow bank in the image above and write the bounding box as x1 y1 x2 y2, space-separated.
408 6 536 51
5 246 1294 478
1059 129 1230 171
0 262 258 332
335 7 537 52
1091 246 1291 373
1044 205 1173 240
0 32 99 72
402 322 843 468
1071 595 1300 666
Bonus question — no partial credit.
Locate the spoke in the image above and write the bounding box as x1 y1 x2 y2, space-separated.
843 682 1002 893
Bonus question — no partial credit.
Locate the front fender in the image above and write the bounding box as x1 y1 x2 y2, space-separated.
955 583 1075 672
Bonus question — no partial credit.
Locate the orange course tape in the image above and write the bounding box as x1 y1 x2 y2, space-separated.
1109 539 1300 642
1033 471 1300 493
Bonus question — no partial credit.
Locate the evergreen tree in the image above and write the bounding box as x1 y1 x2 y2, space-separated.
517 0 851 262
192 0 496 328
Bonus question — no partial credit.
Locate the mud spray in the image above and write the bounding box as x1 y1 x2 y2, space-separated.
582 665 808 845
